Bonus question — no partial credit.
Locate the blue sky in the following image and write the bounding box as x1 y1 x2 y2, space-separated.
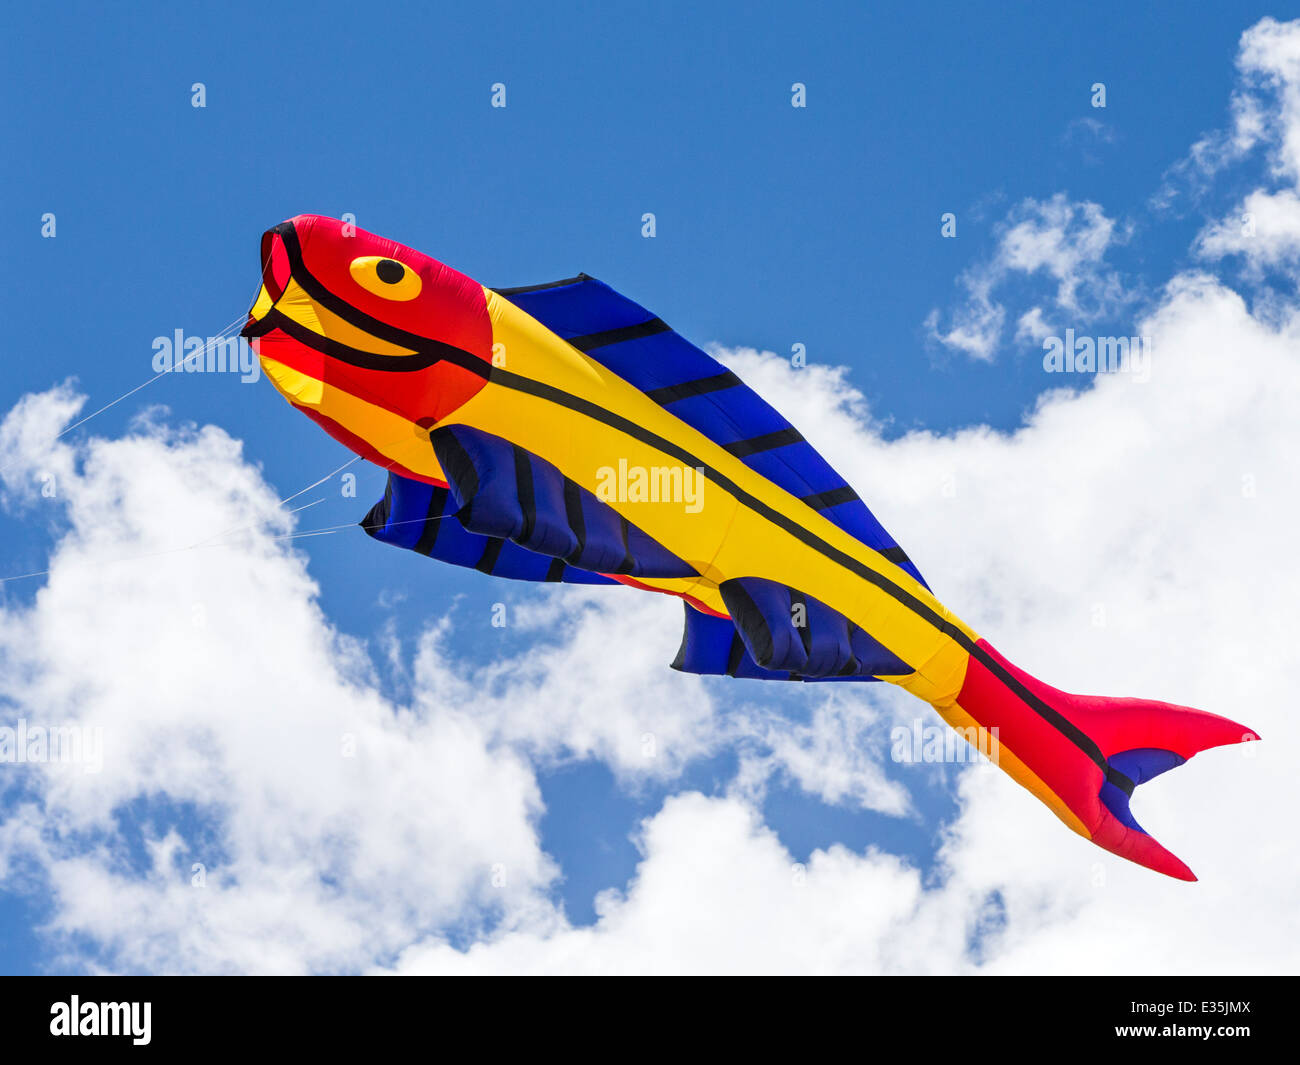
1 2 1296 974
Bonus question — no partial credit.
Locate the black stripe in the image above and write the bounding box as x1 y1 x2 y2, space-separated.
264 310 445 372
670 603 694 672
258 222 487 373
513 446 536 545
790 593 812 657
800 485 859 510
545 558 566 582
475 538 505 574
725 634 745 677
1106 765 1136 797
414 487 448 556
719 581 775 668
644 371 741 406
242 311 279 339
724 427 805 459
616 515 634 575
878 546 910 565
563 479 587 562
492 274 592 296
429 428 478 506
567 317 671 352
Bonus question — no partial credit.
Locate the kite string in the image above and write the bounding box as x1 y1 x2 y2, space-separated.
0 426 372 585
54 312 249 439
265 515 431 542
276 454 361 507
0 514 431 586
0 311 250 480
0 278 418 585
1 236 272 476
185 454 362 551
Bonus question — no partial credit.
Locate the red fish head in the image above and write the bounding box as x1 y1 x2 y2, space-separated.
242 215 493 481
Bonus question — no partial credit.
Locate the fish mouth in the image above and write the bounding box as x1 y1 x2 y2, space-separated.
241 223 295 338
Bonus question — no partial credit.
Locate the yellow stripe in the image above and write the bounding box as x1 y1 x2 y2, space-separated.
249 284 274 323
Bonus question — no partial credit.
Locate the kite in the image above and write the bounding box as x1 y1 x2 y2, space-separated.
243 214 1258 881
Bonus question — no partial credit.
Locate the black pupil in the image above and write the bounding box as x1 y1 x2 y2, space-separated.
376 259 405 284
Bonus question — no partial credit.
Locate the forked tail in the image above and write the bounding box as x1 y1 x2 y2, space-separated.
952 640 1259 881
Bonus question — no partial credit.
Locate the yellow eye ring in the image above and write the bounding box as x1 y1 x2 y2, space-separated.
349 256 422 301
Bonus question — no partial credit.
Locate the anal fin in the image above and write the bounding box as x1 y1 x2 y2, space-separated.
671 577 912 683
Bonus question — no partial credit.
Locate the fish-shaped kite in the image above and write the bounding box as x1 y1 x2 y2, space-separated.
243 215 1257 881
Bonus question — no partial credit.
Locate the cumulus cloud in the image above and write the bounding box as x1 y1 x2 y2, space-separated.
0 384 84 503
1015 307 1056 344
0 408 558 973
380 794 947 975
1189 21 1300 274
1196 188 1300 271
1162 17 1300 219
0 382 906 972
412 590 718 780
728 689 913 817
926 194 1128 361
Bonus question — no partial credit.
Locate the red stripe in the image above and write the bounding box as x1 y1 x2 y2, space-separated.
608 574 729 617
956 639 1104 826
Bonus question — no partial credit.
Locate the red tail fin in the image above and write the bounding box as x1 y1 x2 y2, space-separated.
955 640 1259 881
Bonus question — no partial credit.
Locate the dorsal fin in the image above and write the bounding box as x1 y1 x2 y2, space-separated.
494 275 928 588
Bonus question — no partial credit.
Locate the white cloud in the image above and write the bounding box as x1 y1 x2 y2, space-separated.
381 793 947 975
1015 307 1055 344
0 381 906 972
1238 16 1300 183
0 384 83 503
0 409 557 974
1000 197 1122 312
1197 188 1300 271
729 689 913 817
1162 18 1300 212
924 283 1006 362
412 590 719 780
1185 22 1300 274
926 194 1127 361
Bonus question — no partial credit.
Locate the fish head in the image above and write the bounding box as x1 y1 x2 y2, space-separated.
241 215 494 481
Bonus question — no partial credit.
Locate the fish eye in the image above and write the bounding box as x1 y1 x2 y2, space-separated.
349 256 422 301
